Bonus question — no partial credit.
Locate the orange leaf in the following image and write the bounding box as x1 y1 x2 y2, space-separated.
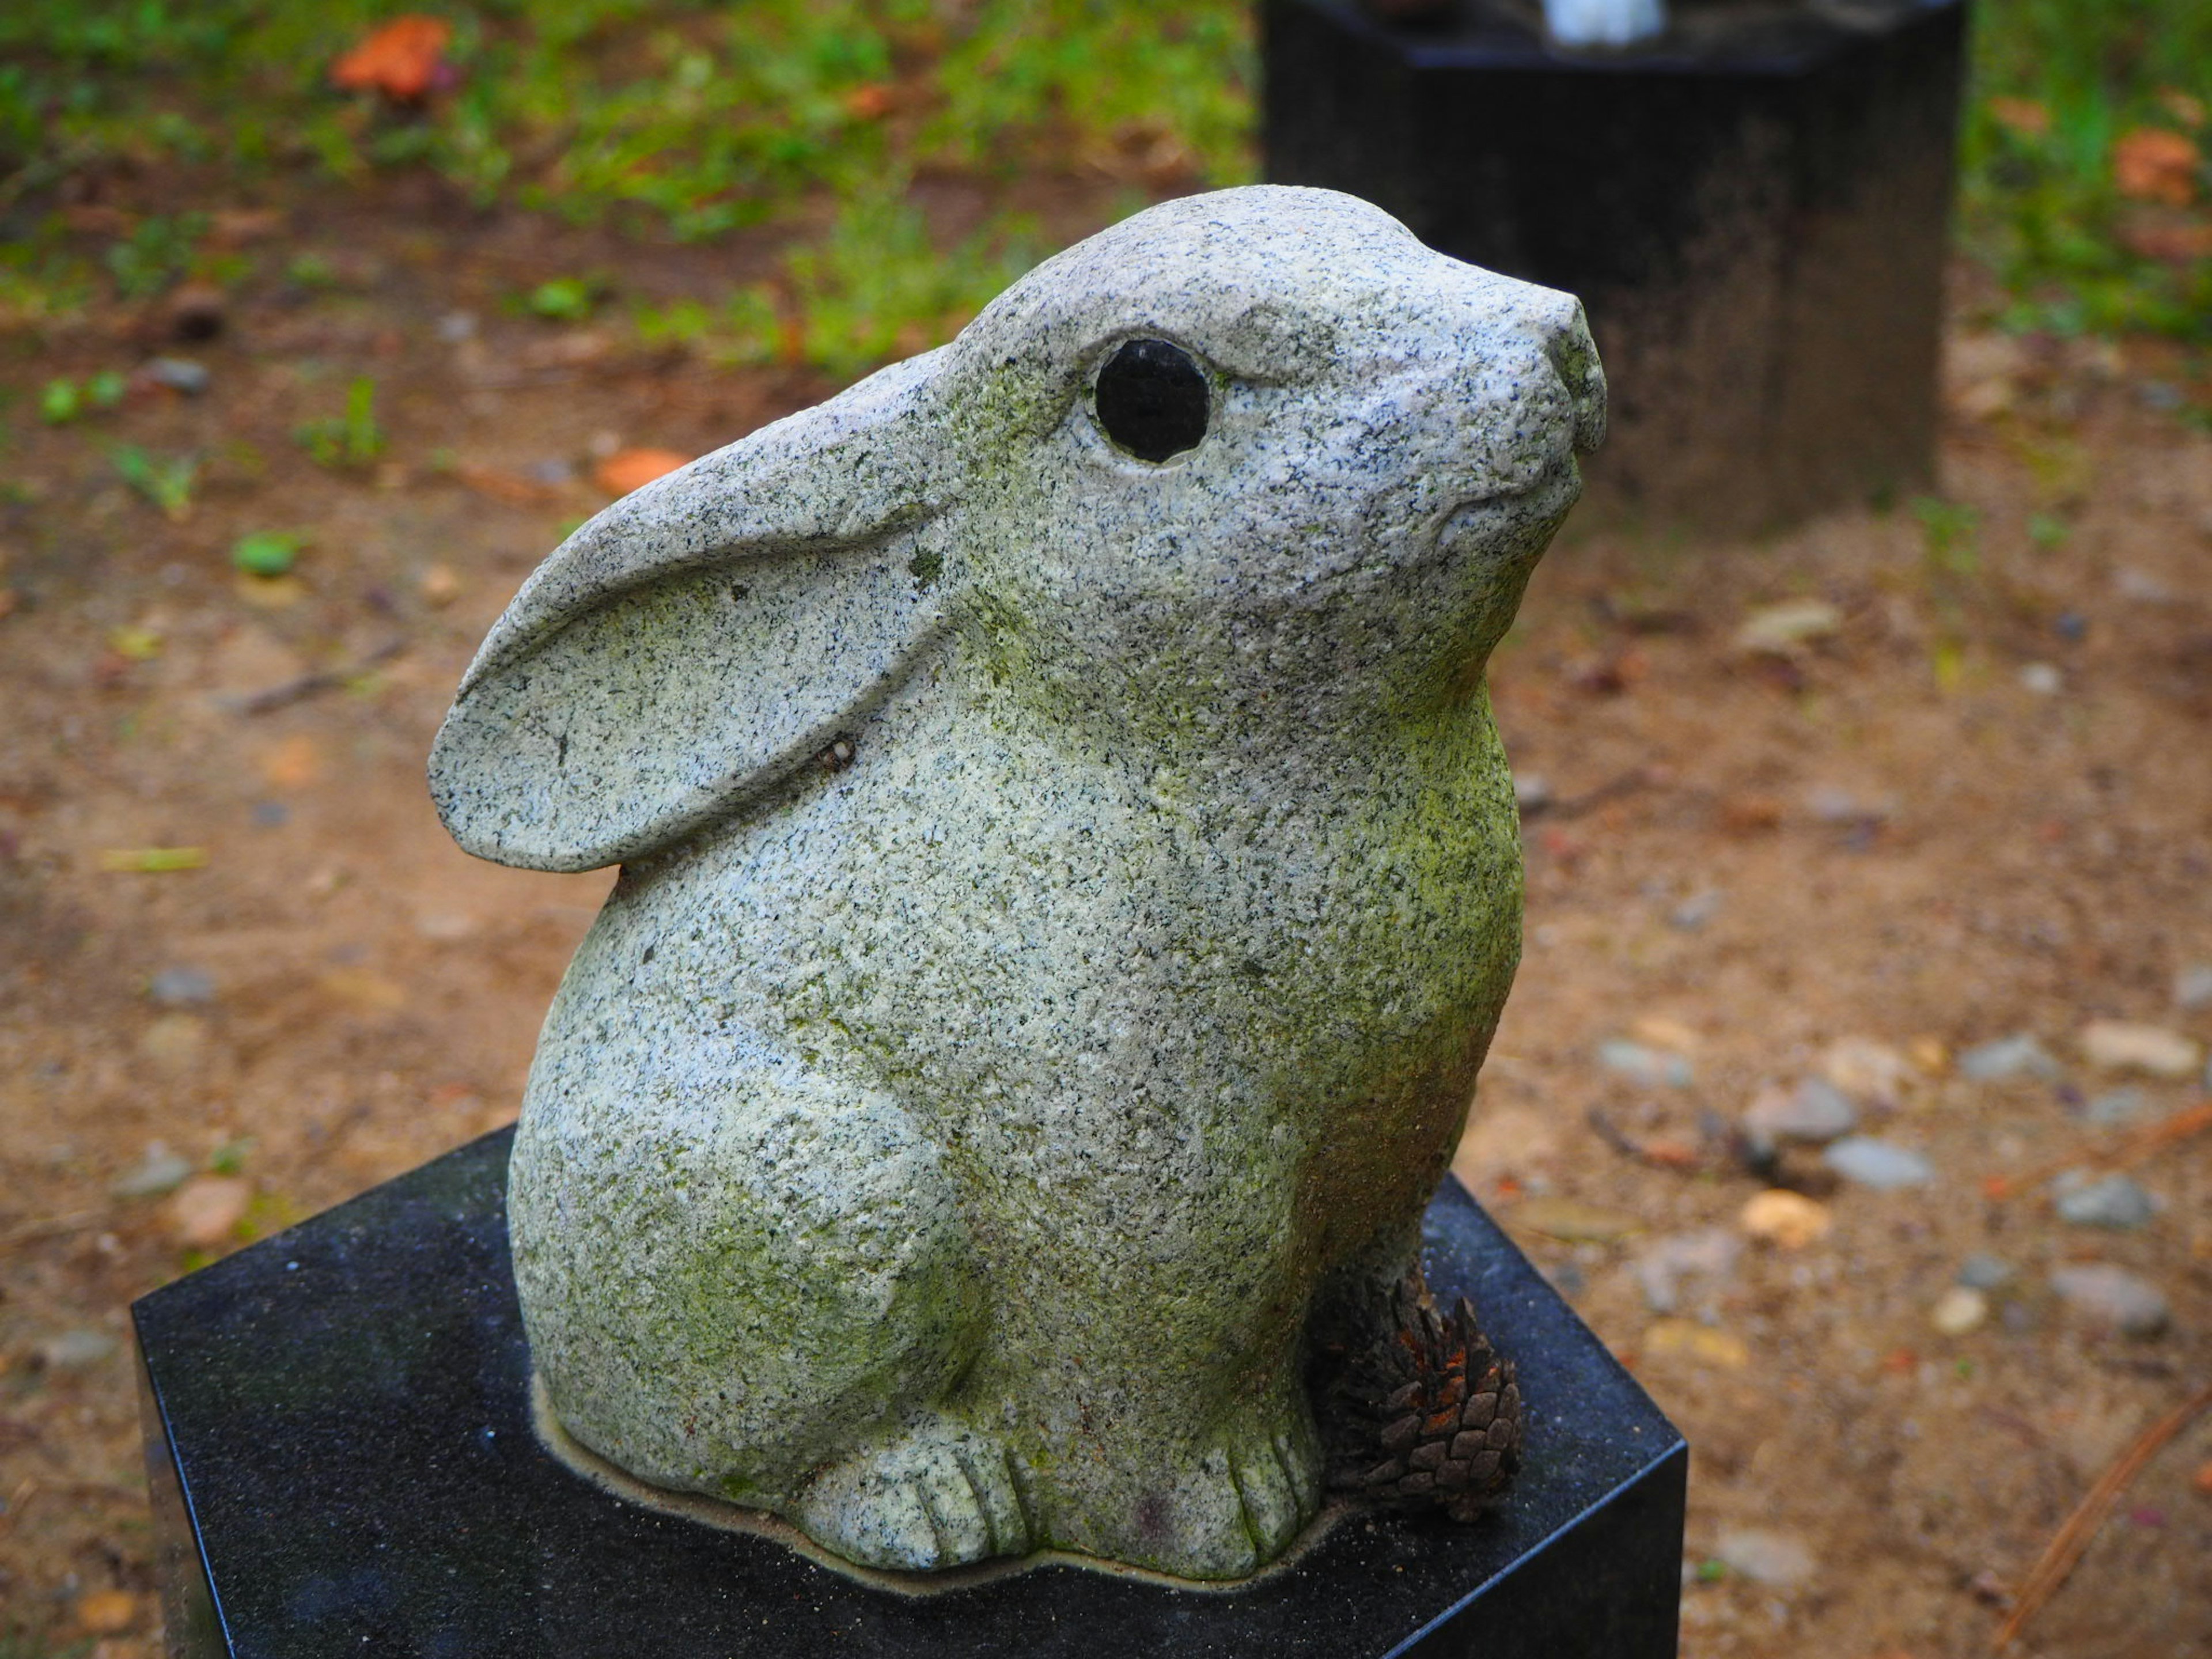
592 448 692 497
1987 96 2051 139
843 83 896 121
330 15 454 103
2113 128 2201 206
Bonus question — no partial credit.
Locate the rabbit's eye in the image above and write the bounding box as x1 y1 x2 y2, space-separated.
1093 338 1209 463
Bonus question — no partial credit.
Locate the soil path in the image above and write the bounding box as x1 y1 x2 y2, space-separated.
2 188 2208 1657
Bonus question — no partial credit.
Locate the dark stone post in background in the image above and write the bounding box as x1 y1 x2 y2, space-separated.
1263 0 1969 535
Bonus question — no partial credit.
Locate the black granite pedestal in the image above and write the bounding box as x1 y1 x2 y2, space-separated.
1263 0 1968 534
135 1128 1685 1657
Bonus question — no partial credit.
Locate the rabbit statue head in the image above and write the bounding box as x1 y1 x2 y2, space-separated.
431 185 1603 1584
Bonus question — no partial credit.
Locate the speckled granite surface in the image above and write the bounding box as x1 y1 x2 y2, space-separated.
429 185 1604 1580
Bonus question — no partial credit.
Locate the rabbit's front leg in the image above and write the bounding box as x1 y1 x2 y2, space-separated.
509 1029 995 1528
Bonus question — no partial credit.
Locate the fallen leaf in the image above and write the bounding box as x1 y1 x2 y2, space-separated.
207 208 284 248
1718 794 1783 835
843 83 896 120
1511 1196 1643 1244
319 968 408 1014
99 847 207 873
1735 599 1843 656
1740 1189 1832 1250
2080 1018 2201 1078
1642 1318 1749 1369
75 1590 138 1637
234 573 305 609
165 1176 251 1249
260 734 323 790
593 447 692 497
2118 214 2212 263
139 1014 208 1072
1988 96 2051 139
106 625 162 661
330 15 454 103
456 463 568 507
1628 1013 1702 1054
1907 1036 1949 1075
2113 128 2200 206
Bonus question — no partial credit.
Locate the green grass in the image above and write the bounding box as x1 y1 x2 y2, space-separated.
1962 0 2212 342
0 1 2202 376
0 2 1253 233
0 1 1254 376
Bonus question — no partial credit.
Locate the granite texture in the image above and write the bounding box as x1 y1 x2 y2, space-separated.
427 185 1604 1580
135 1130 1688 1658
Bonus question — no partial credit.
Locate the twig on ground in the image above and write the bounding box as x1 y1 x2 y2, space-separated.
0 1209 106 1249
1990 1378 2212 1651
1546 767 1658 821
1585 1106 1706 1172
1983 1099 2212 1200
234 638 405 714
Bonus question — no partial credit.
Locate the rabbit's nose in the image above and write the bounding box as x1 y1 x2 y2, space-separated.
1541 302 1607 458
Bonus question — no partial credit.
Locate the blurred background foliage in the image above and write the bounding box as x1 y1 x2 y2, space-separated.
0 0 2206 372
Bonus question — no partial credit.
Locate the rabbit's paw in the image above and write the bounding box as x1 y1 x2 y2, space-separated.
796 1419 1034 1571
1091 1402 1324 1580
1225 1410 1325 1565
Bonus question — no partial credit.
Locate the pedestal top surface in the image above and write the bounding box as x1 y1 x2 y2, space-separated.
135 1128 1682 1657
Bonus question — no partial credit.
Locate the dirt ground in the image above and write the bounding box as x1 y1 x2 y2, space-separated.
1 173 2209 1658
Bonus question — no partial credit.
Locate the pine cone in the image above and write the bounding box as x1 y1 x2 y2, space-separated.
1324 1271 1522 1523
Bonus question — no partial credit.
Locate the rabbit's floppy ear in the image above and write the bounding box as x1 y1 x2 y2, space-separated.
430 349 957 873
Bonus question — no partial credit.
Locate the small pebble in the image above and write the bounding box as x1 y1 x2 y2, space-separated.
40 1328 120 1370
1743 1078 1858 1145
1804 784 1889 824
148 965 215 1006
143 356 211 395
1738 1189 1831 1251
527 458 576 486
1713 1528 1815 1588
1512 772 1552 814
1631 1229 1740 1313
1735 600 1841 656
2080 1019 2200 1078
111 1140 194 1199
437 310 478 342
252 800 291 828
2173 964 2212 1010
1957 1033 2059 1082
2052 610 2088 642
2017 661 2062 695
1930 1286 1988 1336
1956 1252 2014 1290
1668 889 1723 931
2083 1087 2150 1126
1819 1036 1911 1105
1596 1039 1692 1089
1822 1136 1934 1190
2049 1264 2170 1337
2051 1171 2157 1229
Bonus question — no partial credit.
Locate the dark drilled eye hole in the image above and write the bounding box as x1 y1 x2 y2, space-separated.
1094 337 1209 463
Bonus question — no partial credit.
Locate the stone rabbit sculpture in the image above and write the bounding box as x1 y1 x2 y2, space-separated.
429 185 1604 1582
